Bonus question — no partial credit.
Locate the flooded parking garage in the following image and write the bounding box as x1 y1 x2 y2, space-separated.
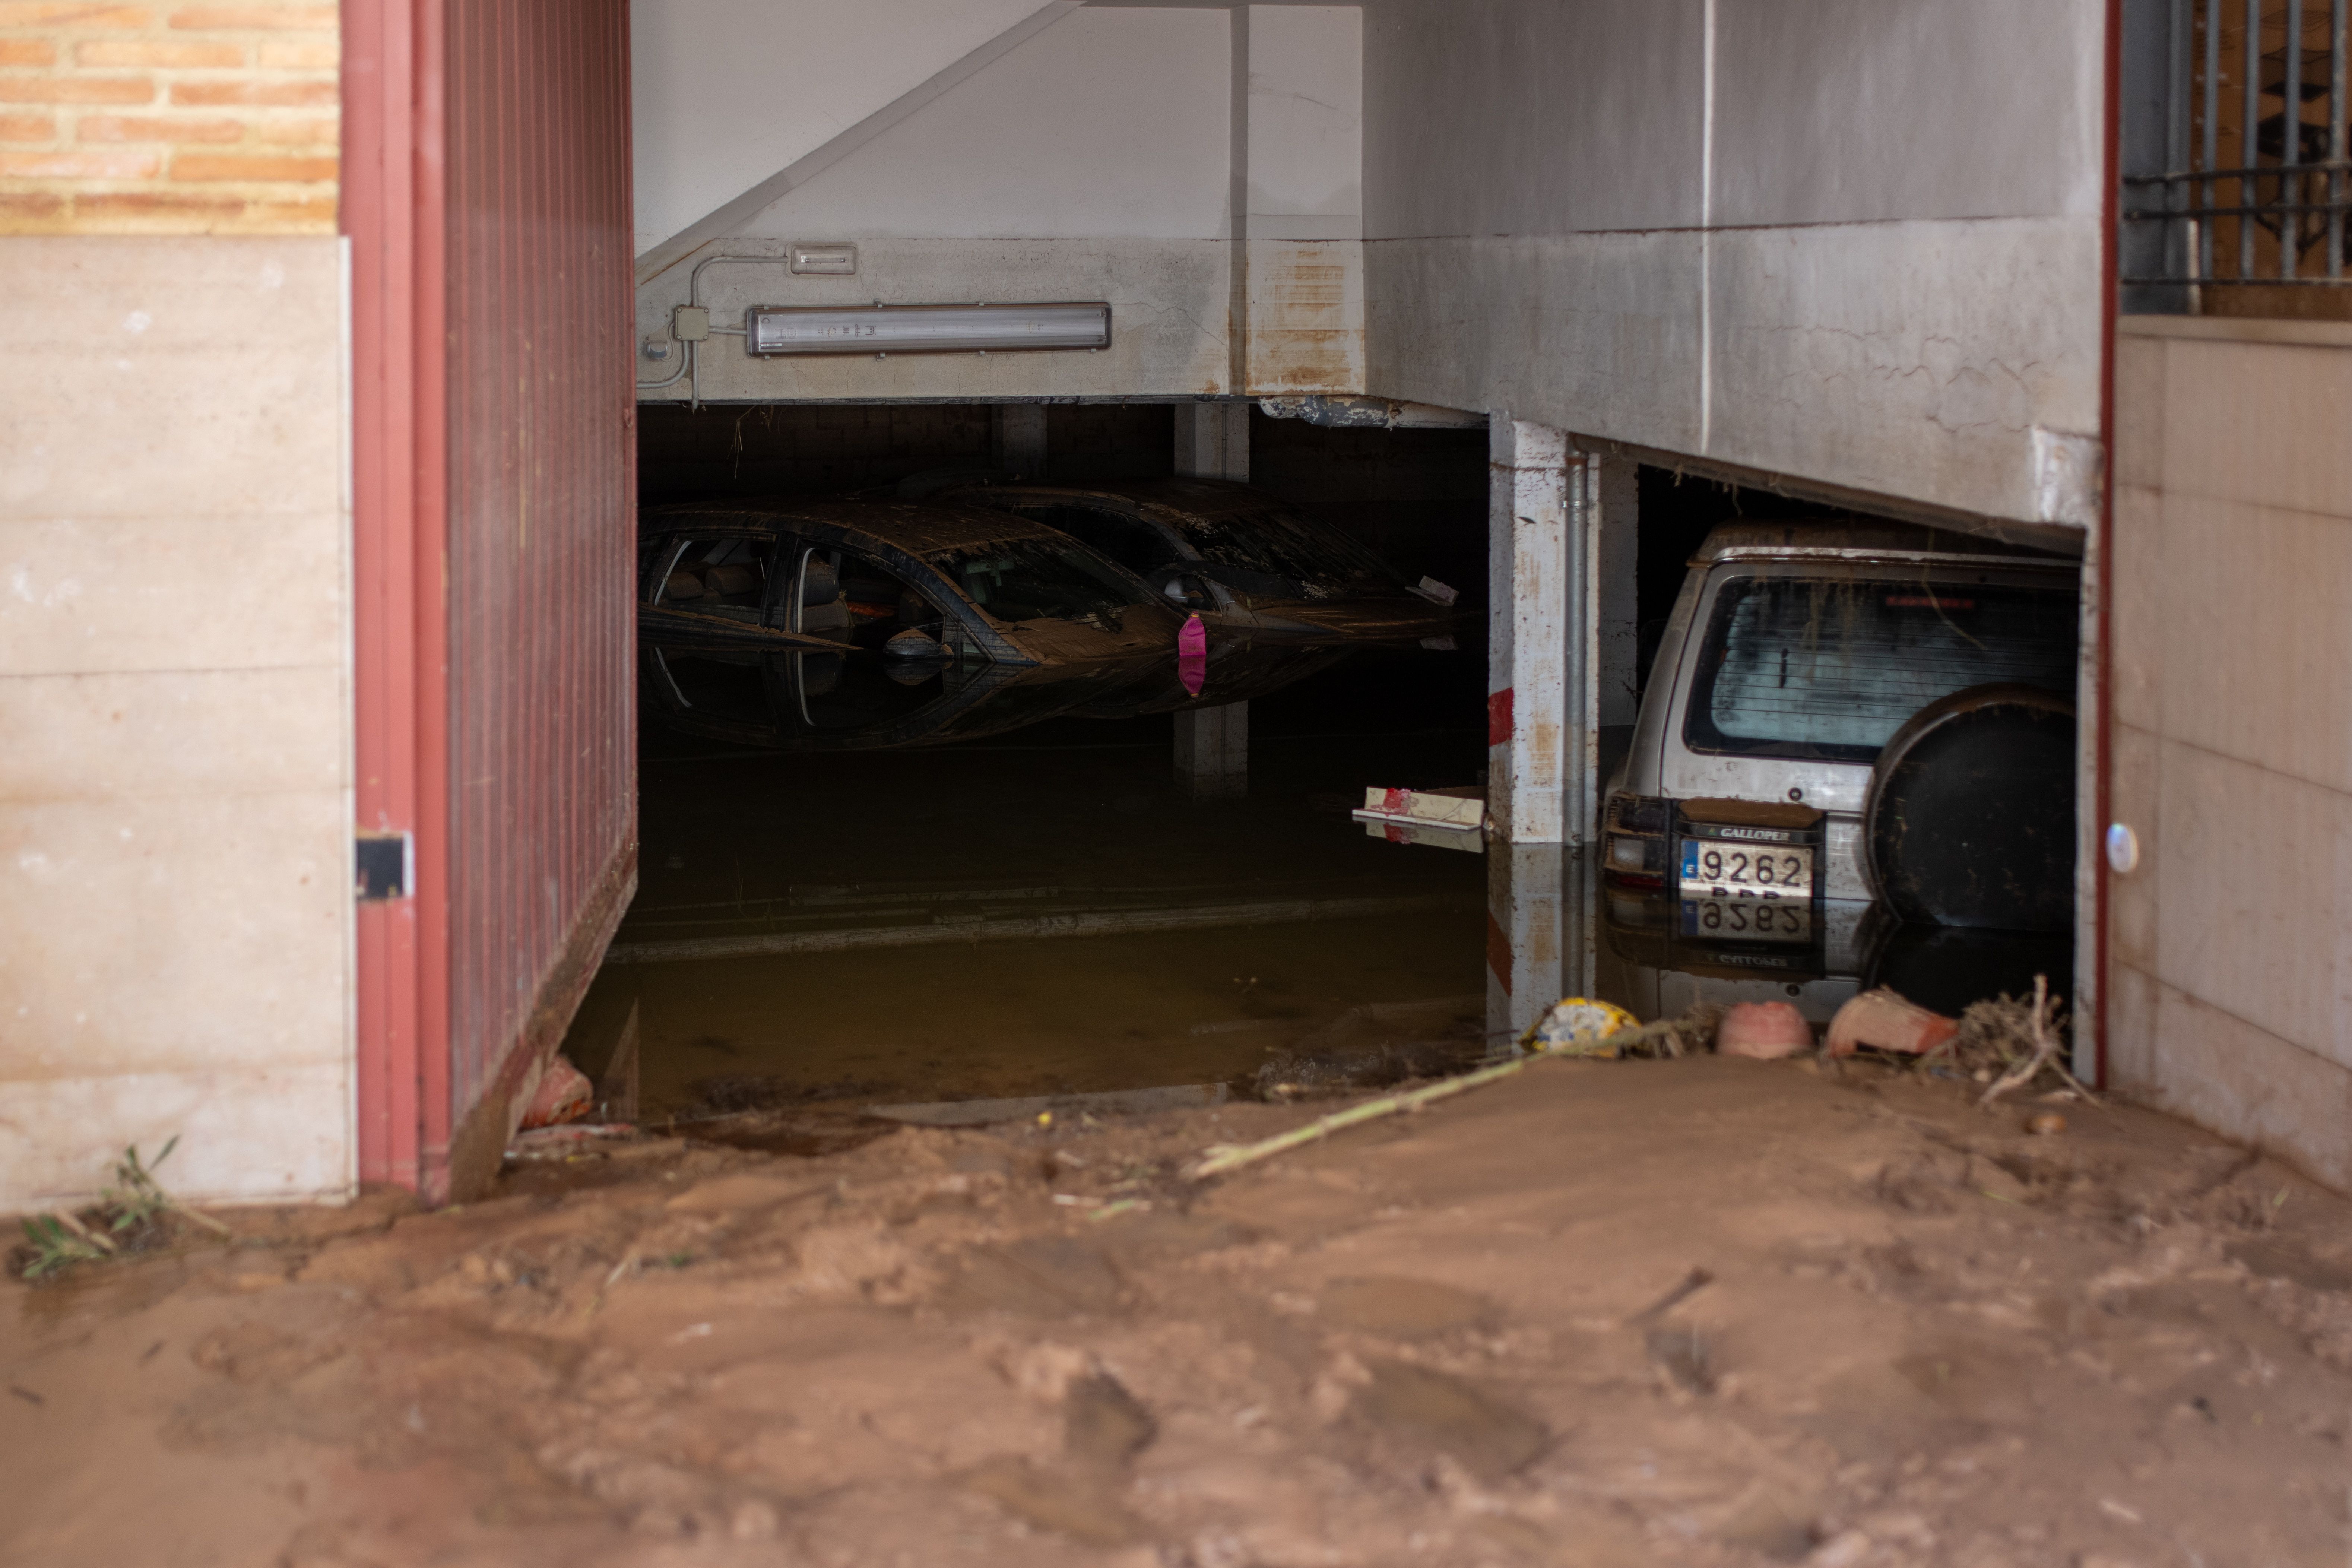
556 408 2084 1148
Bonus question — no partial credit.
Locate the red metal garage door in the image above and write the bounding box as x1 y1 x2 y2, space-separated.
344 0 637 1203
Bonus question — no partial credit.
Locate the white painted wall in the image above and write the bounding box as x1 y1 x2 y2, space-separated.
0 236 354 1210
1360 0 2108 529
1244 5 1365 393
633 4 1373 402
630 0 1052 259
640 7 1236 401
737 7 1229 240
1246 5 1361 243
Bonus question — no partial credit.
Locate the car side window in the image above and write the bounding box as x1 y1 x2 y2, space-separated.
1148 568 1215 611
656 538 770 617
772 541 960 651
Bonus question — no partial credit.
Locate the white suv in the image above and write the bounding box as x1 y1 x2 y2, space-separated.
1602 523 2081 933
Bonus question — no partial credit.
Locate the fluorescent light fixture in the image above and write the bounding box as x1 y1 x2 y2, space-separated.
746 302 1111 357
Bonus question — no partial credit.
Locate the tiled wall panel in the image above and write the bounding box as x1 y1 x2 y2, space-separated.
0 233 349 1206
2109 318 2352 1188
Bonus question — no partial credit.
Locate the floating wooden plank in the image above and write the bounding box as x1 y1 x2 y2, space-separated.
1359 818 1485 854
1353 784 1487 830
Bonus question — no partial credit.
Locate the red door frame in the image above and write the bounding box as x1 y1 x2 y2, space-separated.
343 0 453 1193
2093 0 2121 1087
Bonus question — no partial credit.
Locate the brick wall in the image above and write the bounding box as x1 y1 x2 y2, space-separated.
0 1 336 234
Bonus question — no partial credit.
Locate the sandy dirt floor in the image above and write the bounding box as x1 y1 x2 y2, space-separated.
6 1054 2350 1568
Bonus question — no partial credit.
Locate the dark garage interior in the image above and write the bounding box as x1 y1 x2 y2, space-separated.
571 404 1498 1137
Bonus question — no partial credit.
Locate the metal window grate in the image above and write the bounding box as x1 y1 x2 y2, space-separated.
2121 0 2351 307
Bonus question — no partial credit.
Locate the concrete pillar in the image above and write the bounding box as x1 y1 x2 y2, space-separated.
1486 424 1612 1046
1488 419 1570 843
1173 400 1248 482
1595 454 1641 730
992 403 1047 479
1485 842 1599 1047
1173 700 1248 801
1488 420 1614 846
1173 400 1251 798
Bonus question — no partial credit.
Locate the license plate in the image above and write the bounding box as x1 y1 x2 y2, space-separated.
1679 839 1813 899
1679 895 1813 944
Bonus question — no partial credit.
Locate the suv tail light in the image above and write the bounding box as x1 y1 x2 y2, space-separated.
1603 792 1669 887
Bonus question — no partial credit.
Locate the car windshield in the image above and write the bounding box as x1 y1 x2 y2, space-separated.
926 538 1149 627
1683 574 2078 763
1176 508 1393 599
1008 504 1180 577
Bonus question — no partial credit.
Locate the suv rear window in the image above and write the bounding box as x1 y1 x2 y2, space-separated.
1682 575 2078 762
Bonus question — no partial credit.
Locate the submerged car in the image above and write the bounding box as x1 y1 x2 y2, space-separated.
640 498 1182 668
637 498 1339 750
1602 523 2081 931
639 639 1353 753
643 645 1162 753
920 476 1462 646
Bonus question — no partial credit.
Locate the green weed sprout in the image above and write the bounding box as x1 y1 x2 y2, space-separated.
14 1136 226 1282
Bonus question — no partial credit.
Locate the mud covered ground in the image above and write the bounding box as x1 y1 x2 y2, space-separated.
6 1054 2351 1567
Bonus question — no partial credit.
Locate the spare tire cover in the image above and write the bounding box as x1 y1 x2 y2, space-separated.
1863 683 2076 934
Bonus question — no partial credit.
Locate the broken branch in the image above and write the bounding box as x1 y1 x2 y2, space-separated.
1184 1017 1695 1182
1977 975 2057 1109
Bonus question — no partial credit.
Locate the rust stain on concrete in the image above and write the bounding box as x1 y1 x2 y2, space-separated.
1246 243 1364 396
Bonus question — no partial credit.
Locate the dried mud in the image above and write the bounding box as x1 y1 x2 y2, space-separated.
5 1055 2350 1567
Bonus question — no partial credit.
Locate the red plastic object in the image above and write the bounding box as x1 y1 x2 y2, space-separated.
1178 612 1207 657
519 1057 595 1130
1825 989 1959 1058
1179 651 1207 696
1716 1001 1813 1059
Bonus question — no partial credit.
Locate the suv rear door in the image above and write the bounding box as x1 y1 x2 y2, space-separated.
1654 558 2079 898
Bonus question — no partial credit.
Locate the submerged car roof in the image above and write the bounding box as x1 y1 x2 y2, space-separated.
1693 521 2082 570
643 497 1078 558
926 476 1269 519
1071 477 1274 519
936 476 1404 582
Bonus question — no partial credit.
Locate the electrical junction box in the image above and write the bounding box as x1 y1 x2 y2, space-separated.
671 305 710 342
789 243 858 275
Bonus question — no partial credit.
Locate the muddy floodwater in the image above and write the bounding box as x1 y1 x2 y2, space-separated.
565 653 2072 1133
568 653 1495 1126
